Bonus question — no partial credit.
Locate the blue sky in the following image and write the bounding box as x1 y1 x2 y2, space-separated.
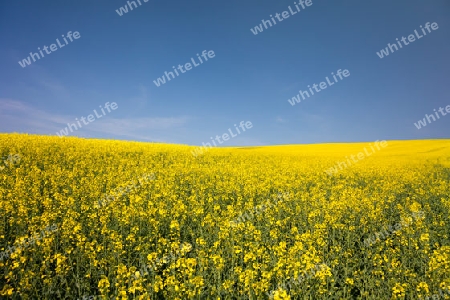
1 0 449 146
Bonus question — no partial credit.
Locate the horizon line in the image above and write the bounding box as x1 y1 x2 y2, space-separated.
1 132 450 147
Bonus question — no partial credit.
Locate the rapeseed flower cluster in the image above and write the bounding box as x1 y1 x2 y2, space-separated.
0 134 449 299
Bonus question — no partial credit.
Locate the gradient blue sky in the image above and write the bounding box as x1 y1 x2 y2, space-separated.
1 0 449 146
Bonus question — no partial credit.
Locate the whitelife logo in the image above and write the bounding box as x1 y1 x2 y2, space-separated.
56 102 118 137
153 50 216 87
191 121 253 157
363 211 424 248
325 140 388 176
115 0 150 16
414 104 450 129
250 0 313 35
0 154 20 171
18 31 81 68
288 69 350 106
0 224 58 261
376 22 439 59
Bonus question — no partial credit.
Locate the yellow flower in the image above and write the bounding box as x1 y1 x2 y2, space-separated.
420 233 429 242
392 283 407 299
273 289 291 300
98 276 110 294
1 134 450 299
416 282 429 293
170 220 180 230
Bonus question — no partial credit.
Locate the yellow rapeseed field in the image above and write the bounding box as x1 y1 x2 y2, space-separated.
1 133 449 299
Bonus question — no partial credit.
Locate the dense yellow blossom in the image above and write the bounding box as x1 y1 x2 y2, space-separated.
0 134 449 299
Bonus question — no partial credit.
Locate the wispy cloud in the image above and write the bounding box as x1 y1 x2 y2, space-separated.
0 99 189 142
276 116 288 124
86 116 190 141
38 80 71 101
